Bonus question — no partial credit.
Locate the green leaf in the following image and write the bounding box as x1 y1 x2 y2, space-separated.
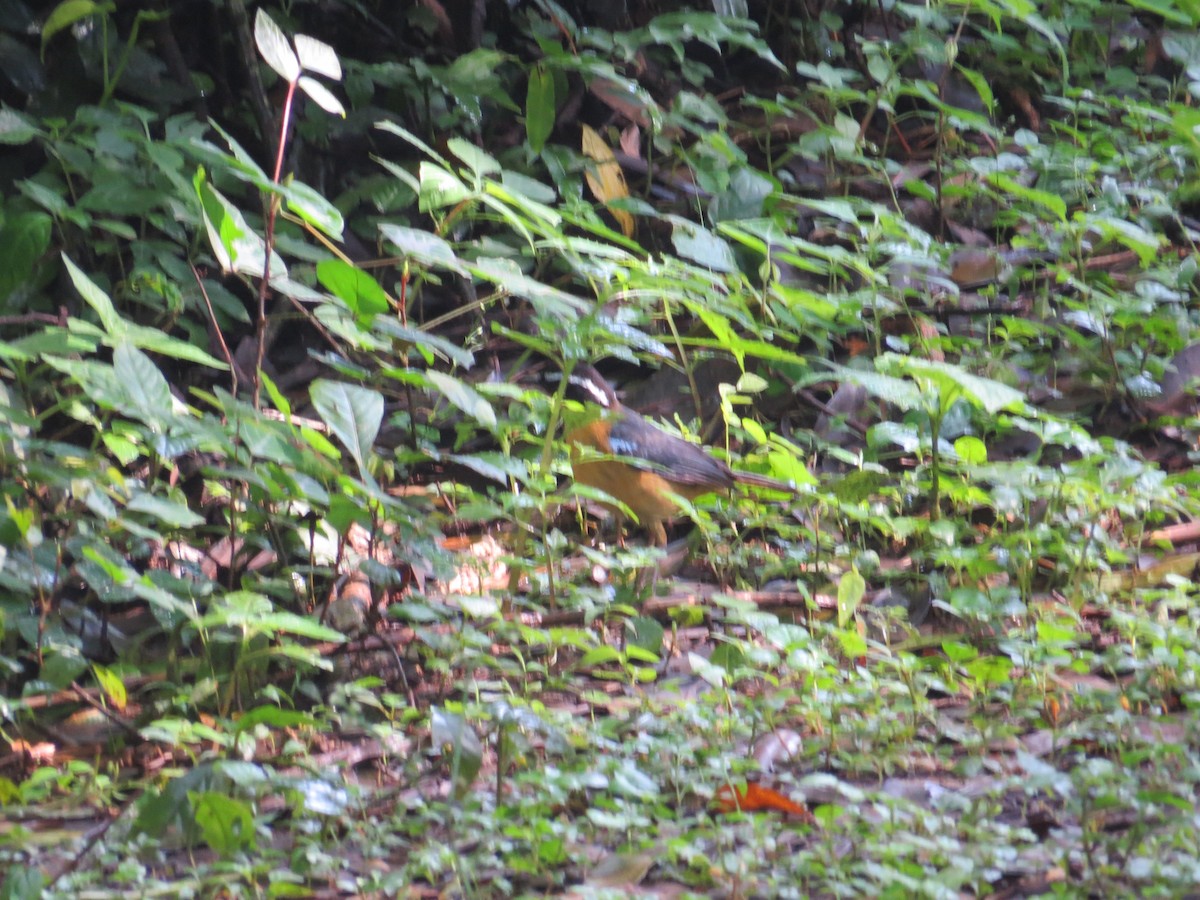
881 355 1030 416
378 223 465 274
425 370 497 431
113 341 173 421
126 492 205 529
374 120 450 167
669 218 737 273
316 258 389 320
1125 0 1200 24
91 663 127 709
0 863 44 899
260 370 291 419
190 791 257 854
430 707 483 794
285 180 344 239
447 138 501 178
835 627 867 658
123 322 227 369
941 640 978 664
42 0 111 45
626 616 664 656
193 167 287 280
469 257 587 317
837 568 866 629
526 63 555 154
579 645 623 667
987 172 1066 222
0 212 51 304
953 435 987 465
710 642 745 672
0 108 39 145
373 319 475 367
310 379 383 473
62 253 123 335
253 612 345 642
418 162 471 210
194 123 271 190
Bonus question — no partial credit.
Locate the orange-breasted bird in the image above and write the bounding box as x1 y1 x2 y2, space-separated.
561 364 796 546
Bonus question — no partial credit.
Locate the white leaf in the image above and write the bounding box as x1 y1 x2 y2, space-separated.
298 76 345 117
294 34 341 80
254 10 300 83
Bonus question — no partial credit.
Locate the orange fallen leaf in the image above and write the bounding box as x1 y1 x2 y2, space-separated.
714 783 815 822
581 124 634 237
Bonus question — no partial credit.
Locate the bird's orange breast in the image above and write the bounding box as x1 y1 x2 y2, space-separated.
565 417 720 545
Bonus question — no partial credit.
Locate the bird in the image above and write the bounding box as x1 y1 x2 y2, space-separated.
560 363 796 546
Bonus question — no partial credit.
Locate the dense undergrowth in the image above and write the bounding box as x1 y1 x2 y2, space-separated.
3 0 1200 896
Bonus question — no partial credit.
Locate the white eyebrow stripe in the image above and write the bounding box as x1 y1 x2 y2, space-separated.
569 373 613 407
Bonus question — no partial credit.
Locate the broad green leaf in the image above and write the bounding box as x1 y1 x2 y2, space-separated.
448 451 529 484
670 219 737 272
42 0 110 45
526 63 555 154
191 791 256 854
709 643 744 673
469 257 587 317
1125 0 1200 24
954 435 987 465
425 370 497 431
987 172 1066 222
260 370 291 419
113 341 173 421
121 322 226 369
484 178 562 229
500 169 558 205
193 123 272 190
233 706 318 735
1132 0 1200 23
373 319 475 367
765 448 816 487
43 355 123 408
882 355 1030 416
579 645 623 667
254 9 299 82
836 626 867 658
0 212 51 303
132 578 200 624
91 663 127 710
1087 214 1162 268
0 108 38 145
126 492 204 529
627 616 664 657
837 568 866 629
447 138 501 178
253 612 345 642
378 223 465 274
375 120 450 167
316 259 389 319
310 379 383 472
829 364 924 413
285 180 344 239
197 174 284 279
418 162 471 210
62 253 123 335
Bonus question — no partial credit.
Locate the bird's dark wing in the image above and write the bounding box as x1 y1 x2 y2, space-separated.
607 415 735 488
